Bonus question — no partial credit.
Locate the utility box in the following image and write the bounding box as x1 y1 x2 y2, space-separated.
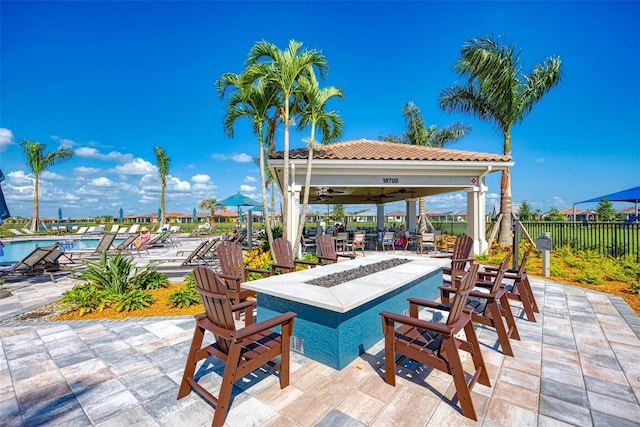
536 233 553 251
536 232 552 276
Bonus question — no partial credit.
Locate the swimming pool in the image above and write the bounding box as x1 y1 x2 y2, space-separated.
0 238 124 264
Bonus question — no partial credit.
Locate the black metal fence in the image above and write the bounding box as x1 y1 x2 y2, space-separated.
431 221 640 262
518 221 639 261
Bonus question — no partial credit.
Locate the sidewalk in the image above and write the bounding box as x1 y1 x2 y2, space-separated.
1 252 639 426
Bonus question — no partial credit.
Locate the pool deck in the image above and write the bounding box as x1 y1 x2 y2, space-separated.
1 238 640 426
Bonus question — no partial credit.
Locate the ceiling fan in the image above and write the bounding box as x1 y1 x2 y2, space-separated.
324 187 345 194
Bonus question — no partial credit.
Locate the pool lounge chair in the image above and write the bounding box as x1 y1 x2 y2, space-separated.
177 266 296 427
316 234 355 265
64 232 118 260
0 244 62 283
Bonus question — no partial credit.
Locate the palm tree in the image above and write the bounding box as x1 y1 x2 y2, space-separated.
245 40 328 241
20 140 75 231
199 198 221 227
217 70 281 256
292 71 344 254
439 36 562 245
153 146 170 226
381 102 470 233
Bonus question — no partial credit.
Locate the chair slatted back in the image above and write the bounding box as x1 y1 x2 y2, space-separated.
181 240 209 264
317 234 337 264
216 241 246 281
115 235 137 251
489 249 513 294
192 267 235 355
272 238 295 271
450 235 474 272
447 264 479 326
517 243 535 276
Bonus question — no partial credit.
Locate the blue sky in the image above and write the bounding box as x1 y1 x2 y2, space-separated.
0 1 638 220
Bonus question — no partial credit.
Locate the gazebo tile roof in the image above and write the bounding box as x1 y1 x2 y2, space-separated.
271 139 511 162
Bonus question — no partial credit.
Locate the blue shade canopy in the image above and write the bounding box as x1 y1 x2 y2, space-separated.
0 169 10 224
218 193 261 209
576 186 640 204
119 207 124 222
192 207 197 221
58 208 63 221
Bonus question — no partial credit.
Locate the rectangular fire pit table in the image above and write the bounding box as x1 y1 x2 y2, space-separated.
242 254 449 369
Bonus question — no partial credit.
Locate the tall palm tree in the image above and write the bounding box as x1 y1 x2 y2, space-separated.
245 39 328 241
439 36 562 245
217 70 280 256
292 71 344 254
20 140 75 231
199 198 221 228
382 102 470 233
153 146 170 226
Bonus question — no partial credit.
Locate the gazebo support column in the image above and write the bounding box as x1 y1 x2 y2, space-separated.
466 184 488 255
406 198 417 233
376 204 385 231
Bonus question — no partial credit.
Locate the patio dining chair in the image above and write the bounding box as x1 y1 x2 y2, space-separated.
177 266 296 427
380 264 489 421
441 249 520 357
346 232 366 257
216 241 270 319
316 234 355 265
481 243 539 322
378 231 395 252
271 237 318 274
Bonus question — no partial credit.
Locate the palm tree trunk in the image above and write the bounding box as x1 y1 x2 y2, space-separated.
293 131 315 255
31 175 39 231
258 127 275 259
418 197 427 233
282 102 290 241
498 131 513 246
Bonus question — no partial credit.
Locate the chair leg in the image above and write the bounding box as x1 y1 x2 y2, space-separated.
499 293 521 341
212 345 242 427
487 301 514 357
178 324 205 399
382 318 397 386
464 322 490 387
442 338 478 421
522 276 539 313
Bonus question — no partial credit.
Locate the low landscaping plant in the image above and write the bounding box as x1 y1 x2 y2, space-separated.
62 252 166 315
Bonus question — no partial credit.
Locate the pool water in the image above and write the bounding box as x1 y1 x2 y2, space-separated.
0 238 124 264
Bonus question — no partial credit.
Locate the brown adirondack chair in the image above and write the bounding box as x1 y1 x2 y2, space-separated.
178 267 296 427
316 234 356 264
380 264 490 421
271 237 318 274
216 241 271 319
441 249 521 357
437 235 474 283
482 243 539 322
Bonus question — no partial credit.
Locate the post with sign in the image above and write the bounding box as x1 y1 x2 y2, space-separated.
536 232 553 277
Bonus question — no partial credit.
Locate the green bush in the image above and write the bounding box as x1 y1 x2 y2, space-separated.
132 270 169 290
112 289 153 312
74 252 158 295
61 284 110 316
168 285 200 308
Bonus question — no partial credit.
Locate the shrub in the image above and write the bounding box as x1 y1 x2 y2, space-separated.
112 289 153 312
73 252 158 295
61 284 108 316
168 286 200 308
132 270 169 290
183 271 196 288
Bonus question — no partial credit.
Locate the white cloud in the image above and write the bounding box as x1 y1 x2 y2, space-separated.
74 166 101 175
41 171 65 180
168 176 191 192
111 158 156 175
89 177 114 187
212 153 253 163
75 146 134 162
191 174 211 184
0 128 14 152
245 176 257 183
240 184 256 193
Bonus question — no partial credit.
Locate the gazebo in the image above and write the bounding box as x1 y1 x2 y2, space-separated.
268 139 512 254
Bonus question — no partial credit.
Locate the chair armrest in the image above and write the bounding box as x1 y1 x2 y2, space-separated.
232 311 296 341
217 272 241 281
294 260 319 268
407 297 451 311
380 311 452 336
231 300 256 313
245 267 271 277
469 290 496 300
337 253 356 260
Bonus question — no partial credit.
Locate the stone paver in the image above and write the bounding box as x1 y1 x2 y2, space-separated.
1 242 639 426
